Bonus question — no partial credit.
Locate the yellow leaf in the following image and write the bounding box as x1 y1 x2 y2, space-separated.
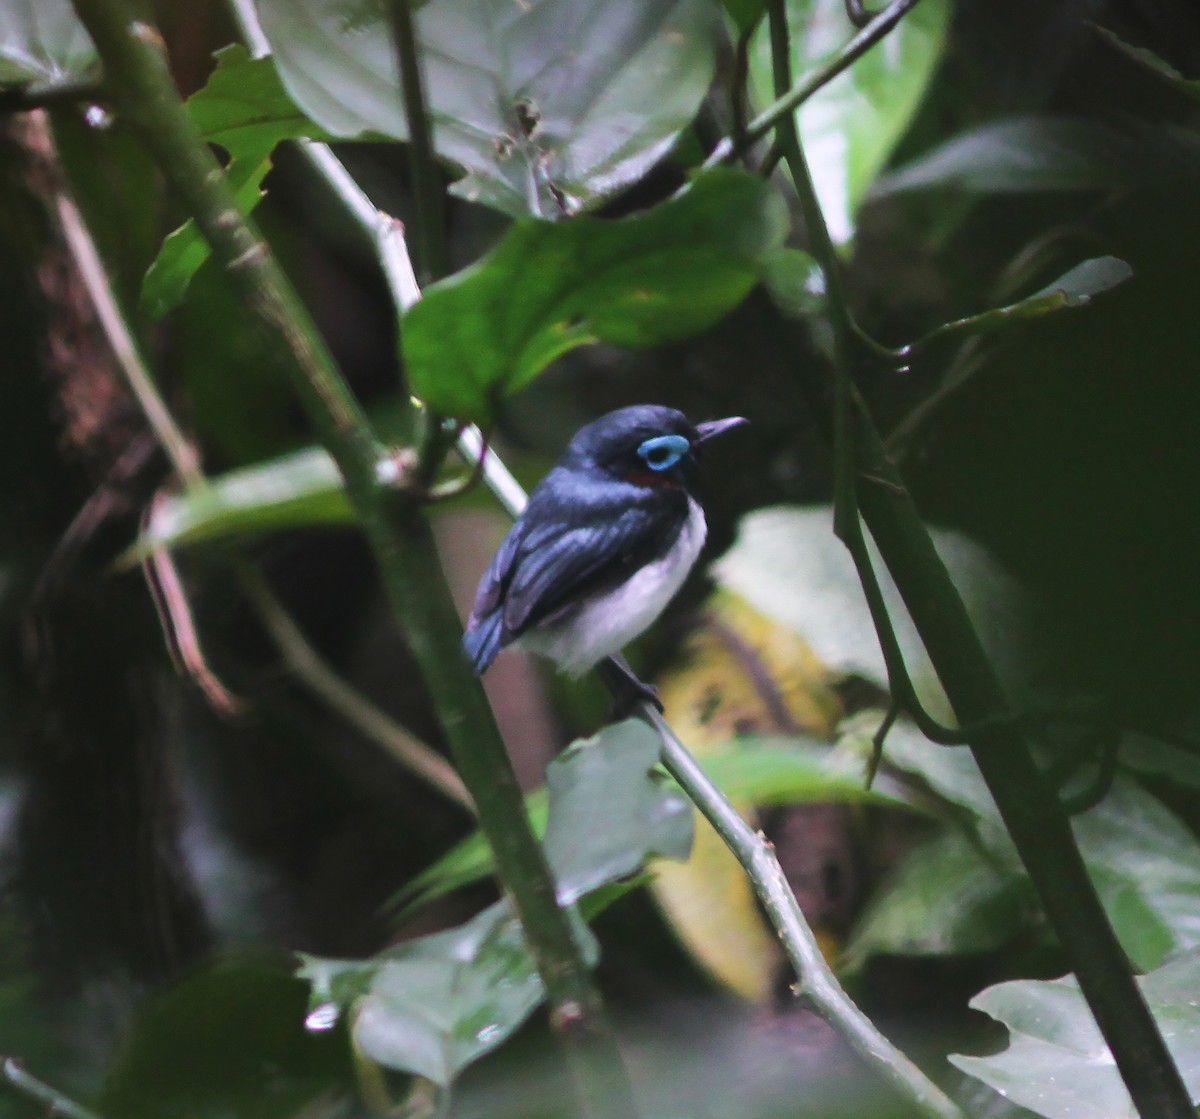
651 589 843 1000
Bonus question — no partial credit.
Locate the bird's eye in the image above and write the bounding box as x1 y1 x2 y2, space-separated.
637 434 690 472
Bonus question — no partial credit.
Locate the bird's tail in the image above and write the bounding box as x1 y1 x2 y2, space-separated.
462 611 504 675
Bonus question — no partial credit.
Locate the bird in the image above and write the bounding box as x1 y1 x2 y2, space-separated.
462 404 747 697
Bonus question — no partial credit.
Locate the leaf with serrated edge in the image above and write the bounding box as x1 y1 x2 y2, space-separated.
141 45 332 318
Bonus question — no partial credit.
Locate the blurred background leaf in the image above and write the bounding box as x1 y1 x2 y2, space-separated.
0 0 94 87
750 0 952 245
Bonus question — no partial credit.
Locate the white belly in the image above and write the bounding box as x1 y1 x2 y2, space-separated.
519 497 707 677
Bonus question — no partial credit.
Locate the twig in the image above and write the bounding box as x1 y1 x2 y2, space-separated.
1 1058 105 1119
47 111 203 487
142 496 247 715
70 5 635 1115
237 563 475 813
644 707 965 1119
0 79 104 112
844 0 878 28
705 0 925 168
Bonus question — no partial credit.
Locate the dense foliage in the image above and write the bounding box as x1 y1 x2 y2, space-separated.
1 1 1199 1117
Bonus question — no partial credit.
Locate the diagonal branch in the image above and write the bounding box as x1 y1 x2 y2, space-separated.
759 1 1194 1115
69 5 635 1115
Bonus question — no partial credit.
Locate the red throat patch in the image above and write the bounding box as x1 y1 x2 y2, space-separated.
625 469 681 490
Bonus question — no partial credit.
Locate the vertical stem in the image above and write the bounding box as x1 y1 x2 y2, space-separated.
388 0 447 284
761 3 1193 1115
70 4 636 1115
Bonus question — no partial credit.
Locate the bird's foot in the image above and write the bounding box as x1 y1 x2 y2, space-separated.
598 656 664 721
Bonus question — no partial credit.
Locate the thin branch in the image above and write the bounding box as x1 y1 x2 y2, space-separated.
844 0 877 28
0 78 103 112
1 1058 105 1119
142 498 247 715
644 706 964 1119
47 112 203 488
71 5 634 1115
705 0 924 168
237 563 475 814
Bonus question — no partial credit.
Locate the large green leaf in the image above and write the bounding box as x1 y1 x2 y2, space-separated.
844 829 1033 968
0 0 95 87
1071 777 1200 971
714 507 1031 726
544 719 693 904
876 117 1200 196
402 168 788 423
300 900 596 1086
749 0 951 244
142 45 333 318
847 713 1200 971
950 950 1200 1119
257 0 718 217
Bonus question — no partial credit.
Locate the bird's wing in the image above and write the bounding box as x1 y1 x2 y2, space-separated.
502 501 677 636
466 520 525 631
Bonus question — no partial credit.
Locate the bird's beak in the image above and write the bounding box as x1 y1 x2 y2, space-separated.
694 416 749 444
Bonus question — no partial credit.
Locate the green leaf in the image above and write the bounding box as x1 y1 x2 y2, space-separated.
121 445 354 563
698 734 922 809
749 0 951 244
0 0 95 88
761 247 826 320
877 117 1200 196
715 507 1031 726
1118 732 1200 792
1071 778 1200 970
141 45 332 318
848 712 1200 971
1093 25 1200 105
903 257 1134 357
257 0 718 217
844 829 1034 969
402 168 789 423
300 901 597 1086
544 719 692 904
142 155 273 320
950 950 1200 1119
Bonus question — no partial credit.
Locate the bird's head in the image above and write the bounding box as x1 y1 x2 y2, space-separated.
562 404 747 494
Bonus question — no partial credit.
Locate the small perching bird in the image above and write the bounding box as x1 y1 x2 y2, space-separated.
462 405 746 692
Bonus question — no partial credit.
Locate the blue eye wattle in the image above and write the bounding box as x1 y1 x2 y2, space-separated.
637 434 690 471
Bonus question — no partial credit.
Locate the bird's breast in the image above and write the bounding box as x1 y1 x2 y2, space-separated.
519 497 707 676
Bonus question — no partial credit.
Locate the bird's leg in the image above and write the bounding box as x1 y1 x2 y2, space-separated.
598 654 664 720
